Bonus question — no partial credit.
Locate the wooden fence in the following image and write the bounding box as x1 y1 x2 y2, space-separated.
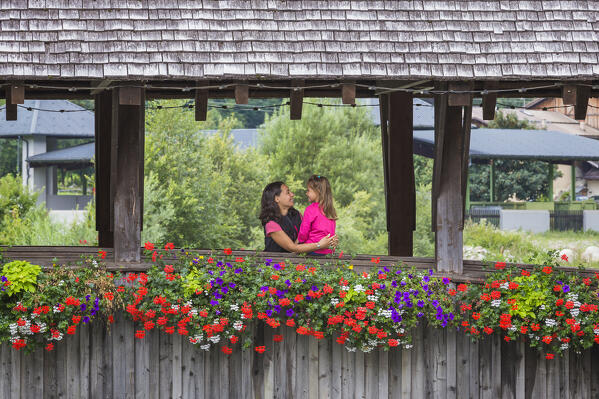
1 316 598 399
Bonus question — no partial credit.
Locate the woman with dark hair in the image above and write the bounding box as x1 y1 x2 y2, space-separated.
259 181 336 253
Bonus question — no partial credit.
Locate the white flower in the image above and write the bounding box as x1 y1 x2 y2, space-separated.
500 282 509 290
345 346 357 352
491 299 501 307
233 320 244 331
362 346 374 353
230 304 239 311
377 309 392 318
189 309 198 317
353 284 364 293
404 344 413 349
566 293 579 301
200 344 210 351
208 335 221 344
570 308 580 317
330 298 339 306
539 304 546 310
367 295 378 302
594 328 599 335
561 343 569 350
545 319 557 327
341 286 349 291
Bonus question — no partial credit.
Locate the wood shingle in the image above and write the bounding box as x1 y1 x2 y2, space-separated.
0 0 597 79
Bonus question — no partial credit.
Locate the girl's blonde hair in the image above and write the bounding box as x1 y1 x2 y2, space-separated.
307 174 337 220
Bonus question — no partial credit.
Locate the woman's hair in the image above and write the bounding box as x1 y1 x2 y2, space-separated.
307 175 337 220
259 181 284 226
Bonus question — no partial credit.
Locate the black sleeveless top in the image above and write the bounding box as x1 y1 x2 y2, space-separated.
264 208 302 252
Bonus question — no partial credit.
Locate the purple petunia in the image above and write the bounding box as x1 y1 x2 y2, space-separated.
234 268 243 274
417 300 424 307
285 279 292 287
563 285 570 293
442 277 450 285
423 275 430 283
286 308 295 317
210 300 219 306
229 282 236 289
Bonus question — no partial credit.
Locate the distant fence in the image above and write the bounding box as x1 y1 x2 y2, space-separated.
1 316 597 399
468 209 587 232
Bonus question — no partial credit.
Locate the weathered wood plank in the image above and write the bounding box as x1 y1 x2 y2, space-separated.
219 338 231 399
401 345 412 398
591 345 599 399
241 341 254 399
341 346 354 399
159 331 173 399
273 327 287 399
308 336 319 399
412 327 425 399
172 333 183 399
262 327 276 399
491 334 501 399
354 349 365 399
468 338 480 399
318 337 332 399
67 330 82 399
455 330 469 399
388 347 401 399
514 340 526 399
378 349 389 399
479 337 492 399
363 351 376 399
330 335 342 399
295 333 309 399
148 328 160 399
135 327 150 399
43 341 58 398
559 349 570 399
79 323 90 398
446 328 457 399
251 324 264 399
55 333 67 399
22 348 43 399
228 341 242 399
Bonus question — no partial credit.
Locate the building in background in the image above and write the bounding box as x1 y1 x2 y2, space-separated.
0 100 94 223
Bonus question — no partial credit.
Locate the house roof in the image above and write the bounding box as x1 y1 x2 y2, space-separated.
26 142 94 168
0 100 95 138
1 1 597 80
413 128 599 162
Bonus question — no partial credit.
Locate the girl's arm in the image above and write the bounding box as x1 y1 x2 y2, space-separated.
269 230 335 254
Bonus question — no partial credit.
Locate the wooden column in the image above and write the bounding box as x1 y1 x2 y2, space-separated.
111 87 145 262
432 93 472 274
380 92 415 256
94 91 113 248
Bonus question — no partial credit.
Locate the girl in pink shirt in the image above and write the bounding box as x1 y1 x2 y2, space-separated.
297 175 337 255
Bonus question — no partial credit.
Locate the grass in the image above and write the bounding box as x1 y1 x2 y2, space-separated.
463 220 599 269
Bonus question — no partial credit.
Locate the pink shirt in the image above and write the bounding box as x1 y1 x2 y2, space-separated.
297 202 336 254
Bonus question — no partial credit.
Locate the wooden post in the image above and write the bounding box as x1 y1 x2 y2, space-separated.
94 91 113 248
111 87 145 262
571 162 576 202
489 160 495 202
5 84 24 121
382 92 415 256
432 92 472 274
548 163 554 201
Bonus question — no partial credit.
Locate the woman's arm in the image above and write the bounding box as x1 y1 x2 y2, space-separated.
269 230 335 254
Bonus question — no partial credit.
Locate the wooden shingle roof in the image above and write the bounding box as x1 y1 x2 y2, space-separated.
0 0 597 80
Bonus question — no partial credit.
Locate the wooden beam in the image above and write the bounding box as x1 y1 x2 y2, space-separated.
460 106 472 229
90 80 113 95
379 94 391 233
574 85 590 120
481 82 497 120
433 91 471 274
118 86 143 105
194 87 208 121
235 84 249 104
5 104 17 121
289 80 304 120
95 90 114 248
111 87 145 262
561 85 577 105
5 84 24 121
341 83 356 105
6 84 25 104
386 91 415 256
448 82 473 106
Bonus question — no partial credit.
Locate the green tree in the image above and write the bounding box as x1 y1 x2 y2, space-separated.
259 100 387 254
143 100 268 249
